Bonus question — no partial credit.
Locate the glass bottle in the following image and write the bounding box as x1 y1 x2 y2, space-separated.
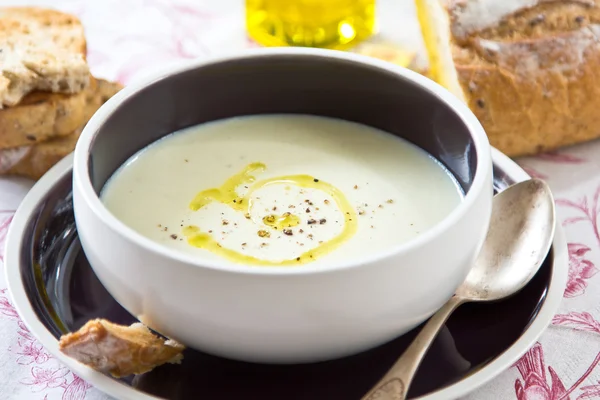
246 0 376 50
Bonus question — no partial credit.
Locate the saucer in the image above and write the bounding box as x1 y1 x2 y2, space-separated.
5 149 568 400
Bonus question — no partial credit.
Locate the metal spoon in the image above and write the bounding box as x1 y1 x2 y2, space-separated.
361 178 555 400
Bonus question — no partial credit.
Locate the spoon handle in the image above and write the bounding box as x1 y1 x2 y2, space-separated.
361 295 465 400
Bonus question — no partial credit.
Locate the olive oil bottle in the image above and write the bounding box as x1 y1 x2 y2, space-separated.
246 0 376 50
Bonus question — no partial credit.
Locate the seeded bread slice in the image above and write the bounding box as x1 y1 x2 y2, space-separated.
3 126 82 180
0 76 98 149
0 7 90 107
0 79 123 179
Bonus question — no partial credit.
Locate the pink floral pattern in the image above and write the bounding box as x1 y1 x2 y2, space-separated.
552 312 600 334
536 151 587 164
21 367 70 392
0 289 19 319
557 186 600 246
514 343 569 400
563 243 599 298
514 341 600 400
549 312 600 399
15 340 51 365
19 366 92 398
62 375 92 400
0 290 91 399
579 382 600 399
556 186 600 300
0 210 14 262
519 149 586 180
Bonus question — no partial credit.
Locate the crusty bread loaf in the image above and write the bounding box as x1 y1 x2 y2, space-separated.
59 319 185 378
417 0 600 156
0 79 123 179
0 7 90 107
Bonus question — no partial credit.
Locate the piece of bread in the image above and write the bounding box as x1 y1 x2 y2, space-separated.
3 126 82 180
0 76 99 149
0 79 123 179
0 7 90 107
59 319 185 378
415 0 600 157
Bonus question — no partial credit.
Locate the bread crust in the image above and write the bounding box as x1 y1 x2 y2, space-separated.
1 79 123 179
448 0 597 41
0 77 96 149
4 127 81 180
450 1 600 156
59 319 185 378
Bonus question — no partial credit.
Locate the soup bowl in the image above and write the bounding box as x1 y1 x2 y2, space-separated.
73 48 493 363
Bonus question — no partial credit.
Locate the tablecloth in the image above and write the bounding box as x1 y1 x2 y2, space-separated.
1 0 600 399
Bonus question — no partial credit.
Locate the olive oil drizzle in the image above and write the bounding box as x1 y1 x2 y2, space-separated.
262 212 301 230
189 162 265 212
184 163 357 266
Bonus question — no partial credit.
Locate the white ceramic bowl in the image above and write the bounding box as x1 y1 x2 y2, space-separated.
73 48 493 363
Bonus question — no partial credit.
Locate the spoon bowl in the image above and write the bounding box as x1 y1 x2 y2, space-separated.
457 178 555 302
362 178 555 400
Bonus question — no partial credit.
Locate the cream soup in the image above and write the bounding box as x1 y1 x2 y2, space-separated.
101 115 463 266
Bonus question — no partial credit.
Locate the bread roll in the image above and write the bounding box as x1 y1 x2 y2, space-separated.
416 0 600 156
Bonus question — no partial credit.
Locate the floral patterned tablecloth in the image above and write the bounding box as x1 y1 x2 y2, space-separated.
1 1 600 399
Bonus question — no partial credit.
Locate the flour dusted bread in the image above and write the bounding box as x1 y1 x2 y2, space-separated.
0 79 123 179
59 319 185 378
417 0 600 156
0 7 90 107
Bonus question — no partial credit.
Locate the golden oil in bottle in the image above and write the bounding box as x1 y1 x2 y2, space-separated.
246 0 376 50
